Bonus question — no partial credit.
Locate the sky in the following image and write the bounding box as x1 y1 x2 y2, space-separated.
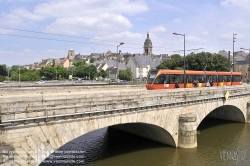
1 0 250 66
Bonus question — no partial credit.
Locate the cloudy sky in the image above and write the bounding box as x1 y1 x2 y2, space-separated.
1 0 250 66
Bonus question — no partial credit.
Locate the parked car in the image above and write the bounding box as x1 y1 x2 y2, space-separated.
120 80 127 83
75 79 84 83
0 82 4 86
36 80 45 84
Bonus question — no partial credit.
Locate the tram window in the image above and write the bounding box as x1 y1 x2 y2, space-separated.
232 75 242 82
218 76 223 82
226 76 231 82
169 74 183 83
186 75 192 83
147 70 158 84
212 75 217 82
207 75 217 82
189 75 205 83
218 75 231 82
154 74 169 84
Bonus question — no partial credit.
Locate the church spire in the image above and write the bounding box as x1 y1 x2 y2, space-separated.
144 32 153 57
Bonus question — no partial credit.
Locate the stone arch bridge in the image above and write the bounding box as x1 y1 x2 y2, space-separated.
0 84 250 165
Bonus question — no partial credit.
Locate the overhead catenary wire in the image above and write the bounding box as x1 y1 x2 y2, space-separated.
0 33 176 52
0 26 173 50
0 2 172 47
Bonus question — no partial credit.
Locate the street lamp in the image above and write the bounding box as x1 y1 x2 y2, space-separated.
116 42 124 68
173 32 186 88
89 67 90 80
18 65 20 84
233 33 237 72
240 47 250 83
7 67 10 82
55 67 57 80
71 66 74 82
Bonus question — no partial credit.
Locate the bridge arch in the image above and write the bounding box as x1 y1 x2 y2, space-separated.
197 105 246 129
109 123 176 147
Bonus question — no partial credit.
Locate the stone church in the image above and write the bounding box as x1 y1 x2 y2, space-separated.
143 32 153 58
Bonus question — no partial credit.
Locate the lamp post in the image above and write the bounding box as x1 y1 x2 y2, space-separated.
55 67 57 80
240 47 250 83
18 65 20 84
7 67 10 82
71 66 74 82
173 32 186 88
116 42 124 68
233 33 237 72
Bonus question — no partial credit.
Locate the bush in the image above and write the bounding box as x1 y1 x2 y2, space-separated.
0 75 5 82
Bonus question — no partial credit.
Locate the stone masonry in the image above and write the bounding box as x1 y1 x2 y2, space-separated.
0 84 250 165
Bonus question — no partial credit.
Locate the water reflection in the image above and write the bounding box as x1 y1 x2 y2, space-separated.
40 118 250 166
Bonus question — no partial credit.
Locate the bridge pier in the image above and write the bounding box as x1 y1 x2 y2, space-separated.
178 114 197 148
247 103 250 123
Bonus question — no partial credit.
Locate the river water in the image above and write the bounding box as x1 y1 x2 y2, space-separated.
40 118 250 166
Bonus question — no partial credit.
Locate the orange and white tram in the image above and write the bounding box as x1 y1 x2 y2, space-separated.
146 69 242 90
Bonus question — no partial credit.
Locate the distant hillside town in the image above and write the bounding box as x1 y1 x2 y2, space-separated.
20 32 170 80
20 32 250 80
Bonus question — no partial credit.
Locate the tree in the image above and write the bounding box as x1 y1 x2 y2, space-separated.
185 52 229 71
11 68 40 81
72 61 87 67
99 69 108 78
0 75 5 82
88 65 98 80
39 66 56 80
157 52 229 71
0 65 7 76
90 57 95 63
118 68 133 81
157 54 183 70
56 66 69 79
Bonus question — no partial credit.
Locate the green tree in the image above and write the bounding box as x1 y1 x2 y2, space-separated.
39 66 56 80
0 64 7 76
186 52 228 71
56 66 69 79
90 57 95 63
157 52 229 71
72 61 87 67
88 65 98 80
75 66 87 78
0 75 5 82
157 54 183 70
99 69 108 78
11 68 40 81
118 68 133 81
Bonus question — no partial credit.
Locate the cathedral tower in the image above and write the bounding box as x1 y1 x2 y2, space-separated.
143 32 153 58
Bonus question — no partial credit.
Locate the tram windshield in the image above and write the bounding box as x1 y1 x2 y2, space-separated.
147 70 158 84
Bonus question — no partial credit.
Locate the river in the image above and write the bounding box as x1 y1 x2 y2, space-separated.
40 118 250 166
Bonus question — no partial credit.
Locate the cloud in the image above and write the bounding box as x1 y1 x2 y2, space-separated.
173 18 181 23
202 31 209 35
44 13 132 35
23 49 33 53
221 0 250 9
150 26 166 32
0 8 46 28
0 0 148 35
186 36 201 42
97 31 144 41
